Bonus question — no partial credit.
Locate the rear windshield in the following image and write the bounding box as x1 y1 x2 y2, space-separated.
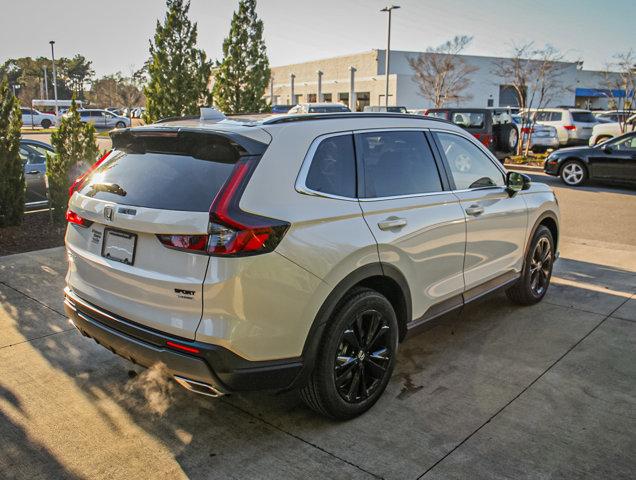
78 133 241 211
571 112 597 123
451 112 485 129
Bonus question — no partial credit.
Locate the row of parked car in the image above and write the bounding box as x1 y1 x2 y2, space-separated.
20 107 135 129
272 104 634 153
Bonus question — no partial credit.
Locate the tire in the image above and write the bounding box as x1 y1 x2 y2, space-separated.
115 121 126 128
559 159 587 186
300 287 399 420
506 225 555 306
594 135 612 145
497 124 518 153
41 119 52 129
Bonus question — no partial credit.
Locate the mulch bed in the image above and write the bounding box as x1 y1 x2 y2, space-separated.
0 210 66 256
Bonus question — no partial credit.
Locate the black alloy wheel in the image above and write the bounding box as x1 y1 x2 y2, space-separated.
334 308 392 403
529 236 552 297
300 287 398 419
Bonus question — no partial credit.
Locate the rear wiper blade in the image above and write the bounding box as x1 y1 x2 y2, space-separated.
88 182 127 197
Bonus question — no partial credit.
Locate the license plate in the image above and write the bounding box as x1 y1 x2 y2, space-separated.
102 228 137 265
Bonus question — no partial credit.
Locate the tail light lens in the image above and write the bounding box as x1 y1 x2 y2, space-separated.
564 125 576 131
69 150 112 198
65 209 93 227
157 157 290 257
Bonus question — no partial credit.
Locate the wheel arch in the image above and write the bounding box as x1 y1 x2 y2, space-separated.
525 211 559 259
293 262 411 388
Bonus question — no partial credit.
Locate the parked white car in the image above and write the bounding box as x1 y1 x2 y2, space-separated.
589 114 636 145
511 115 559 153
593 110 634 124
75 109 131 129
288 103 350 114
63 112 559 419
526 108 598 146
20 108 58 129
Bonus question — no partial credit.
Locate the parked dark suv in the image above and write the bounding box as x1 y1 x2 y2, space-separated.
425 108 518 154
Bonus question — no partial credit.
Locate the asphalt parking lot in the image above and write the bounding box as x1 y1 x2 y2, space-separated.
1 172 634 479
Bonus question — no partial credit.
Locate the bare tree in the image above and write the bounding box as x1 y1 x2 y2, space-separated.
522 46 568 155
493 43 568 154
408 35 479 108
602 49 636 133
491 43 534 111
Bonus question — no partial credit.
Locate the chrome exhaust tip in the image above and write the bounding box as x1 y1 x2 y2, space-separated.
174 375 225 398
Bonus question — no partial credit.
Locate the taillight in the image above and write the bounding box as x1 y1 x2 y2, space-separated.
564 125 576 131
156 157 290 257
65 209 93 227
69 150 112 198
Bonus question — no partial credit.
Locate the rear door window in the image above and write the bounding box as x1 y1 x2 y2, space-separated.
305 134 356 197
358 131 443 198
550 112 563 121
78 133 241 211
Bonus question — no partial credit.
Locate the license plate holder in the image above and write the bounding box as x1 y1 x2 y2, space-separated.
102 228 137 265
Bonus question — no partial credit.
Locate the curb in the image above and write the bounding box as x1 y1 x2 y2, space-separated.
504 164 544 172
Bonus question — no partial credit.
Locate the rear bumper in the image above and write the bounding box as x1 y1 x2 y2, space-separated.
64 289 303 393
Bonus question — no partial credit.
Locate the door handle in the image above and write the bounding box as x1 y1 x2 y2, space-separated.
378 217 407 230
465 204 484 216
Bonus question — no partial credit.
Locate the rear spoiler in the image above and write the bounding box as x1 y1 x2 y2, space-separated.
110 127 269 157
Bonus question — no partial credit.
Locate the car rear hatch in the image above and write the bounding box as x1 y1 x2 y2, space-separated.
570 111 598 140
65 127 268 339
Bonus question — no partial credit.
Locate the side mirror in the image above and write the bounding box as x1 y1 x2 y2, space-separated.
603 145 613 154
506 171 531 196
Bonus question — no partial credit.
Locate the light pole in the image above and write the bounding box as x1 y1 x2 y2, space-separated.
49 41 59 116
43 66 49 100
380 5 399 108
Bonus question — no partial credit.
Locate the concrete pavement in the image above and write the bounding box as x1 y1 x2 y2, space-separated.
1 184 635 479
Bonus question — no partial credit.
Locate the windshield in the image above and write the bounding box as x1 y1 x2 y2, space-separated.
571 112 597 123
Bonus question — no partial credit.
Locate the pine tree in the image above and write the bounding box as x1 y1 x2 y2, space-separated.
0 77 24 227
144 0 212 123
47 98 98 223
213 0 271 114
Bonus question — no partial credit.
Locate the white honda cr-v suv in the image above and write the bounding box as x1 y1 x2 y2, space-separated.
64 112 559 419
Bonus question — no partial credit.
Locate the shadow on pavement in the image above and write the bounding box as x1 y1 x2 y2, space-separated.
0 249 634 479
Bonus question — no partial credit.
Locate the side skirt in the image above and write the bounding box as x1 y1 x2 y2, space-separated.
404 270 520 340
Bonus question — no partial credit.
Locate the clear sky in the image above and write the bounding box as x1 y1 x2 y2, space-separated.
1 0 634 76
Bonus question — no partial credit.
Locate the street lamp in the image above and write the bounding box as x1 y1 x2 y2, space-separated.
380 5 400 108
49 41 59 117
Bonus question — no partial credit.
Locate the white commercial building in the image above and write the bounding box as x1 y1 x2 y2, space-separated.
269 50 623 111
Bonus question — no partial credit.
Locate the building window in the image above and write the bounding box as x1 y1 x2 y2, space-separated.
323 93 332 102
356 92 370 112
294 94 303 104
308 93 317 103
499 85 524 108
338 92 349 105
487 98 494 107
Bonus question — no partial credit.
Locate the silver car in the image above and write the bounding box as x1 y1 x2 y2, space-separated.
78 109 131 129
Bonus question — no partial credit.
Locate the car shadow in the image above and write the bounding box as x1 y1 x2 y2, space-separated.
0 250 634 479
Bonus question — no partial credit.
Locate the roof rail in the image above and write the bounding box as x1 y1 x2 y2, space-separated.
261 112 451 125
